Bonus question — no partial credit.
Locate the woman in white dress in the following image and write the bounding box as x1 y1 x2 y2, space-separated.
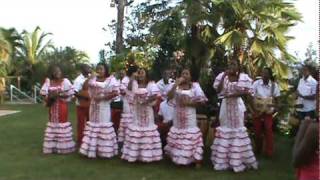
118 65 138 143
211 60 258 172
79 63 119 158
165 68 207 166
121 68 163 162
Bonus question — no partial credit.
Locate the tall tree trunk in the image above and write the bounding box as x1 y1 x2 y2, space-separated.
190 24 200 81
116 0 126 54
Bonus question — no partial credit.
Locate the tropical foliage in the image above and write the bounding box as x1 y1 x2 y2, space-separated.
17 26 53 65
211 0 301 90
100 0 303 120
0 30 11 63
109 50 155 74
0 28 22 76
41 46 90 80
0 0 305 107
0 26 90 91
111 0 301 91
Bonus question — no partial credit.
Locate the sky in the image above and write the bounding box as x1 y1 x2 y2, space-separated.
0 0 318 63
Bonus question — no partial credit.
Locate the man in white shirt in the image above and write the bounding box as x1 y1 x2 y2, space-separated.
112 69 129 103
296 64 318 120
156 69 175 97
73 64 91 146
252 67 281 157
156 69 175 117
156 69 175 146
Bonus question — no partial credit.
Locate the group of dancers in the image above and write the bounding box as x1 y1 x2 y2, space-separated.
40 59 318 173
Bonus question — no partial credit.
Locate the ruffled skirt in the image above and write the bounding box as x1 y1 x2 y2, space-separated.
79 121 118 158
117 113 133 142
165 126 203 165
121 124 163 162
210 126 258 172
43 122 76 154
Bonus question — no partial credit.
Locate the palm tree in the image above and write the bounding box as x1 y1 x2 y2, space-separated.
0 27 22 76
0 29 12 63
1 28 21 56
0 32 10 76
17 26 53 65
212 0 301 89
124 0 301 89
15 26 53 89
40 46 89 79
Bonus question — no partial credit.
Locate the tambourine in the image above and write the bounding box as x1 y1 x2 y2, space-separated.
253 97 274 115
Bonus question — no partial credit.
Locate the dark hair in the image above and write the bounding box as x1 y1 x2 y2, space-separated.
228 58 241 80
230 58 241 72
96 62 109 77
303 64 313 72
127 64 138 77
179 67 195 81
80 63 90 72
161 68 170 76
143 68 150 81
264 67 275 81
48 65 63 80
138 68 153 83
179 67 191 75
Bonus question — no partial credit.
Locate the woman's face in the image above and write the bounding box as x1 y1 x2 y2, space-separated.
96 65 106 78
52 67 62 79
228 61 239 75
119 69 126 79
181 69 191 83
138 69 146 81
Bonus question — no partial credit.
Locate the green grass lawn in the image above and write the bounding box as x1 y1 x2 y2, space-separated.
0 104 296 180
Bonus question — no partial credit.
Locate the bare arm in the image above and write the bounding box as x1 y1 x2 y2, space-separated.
145 94 159 105
184 100 205 108
225 91 250 98
128 72 137 91
90 84 118 101
167 77 183 101
167 83 178 101
216 73 227 94
128 79 134 91
77 80 90 99
105 90 119 100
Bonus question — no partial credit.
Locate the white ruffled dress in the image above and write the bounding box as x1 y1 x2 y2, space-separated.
79 76 119 158
211 73 258 172
121 82 163 162
164 82 207 165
